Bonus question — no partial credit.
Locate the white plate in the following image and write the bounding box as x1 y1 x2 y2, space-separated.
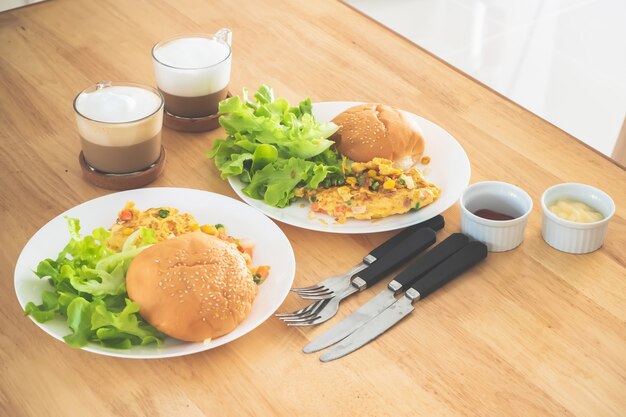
14 188 295 359
229 101 471 233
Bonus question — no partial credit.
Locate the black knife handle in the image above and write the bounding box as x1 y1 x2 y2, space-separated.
393 233 470 290
411 241 487 299
367 215 444 262
355 228 436 287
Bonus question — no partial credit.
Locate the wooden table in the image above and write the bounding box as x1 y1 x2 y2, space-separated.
1 1 624 416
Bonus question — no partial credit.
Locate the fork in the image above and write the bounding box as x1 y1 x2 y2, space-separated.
278 227 437 326
290 215 445 300
274 299 330 319
290 262 369 299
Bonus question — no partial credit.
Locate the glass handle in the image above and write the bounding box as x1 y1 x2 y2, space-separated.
96 81 112 90
214 28 232 46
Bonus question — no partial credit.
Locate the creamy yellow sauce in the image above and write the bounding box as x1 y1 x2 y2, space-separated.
549 199 603 223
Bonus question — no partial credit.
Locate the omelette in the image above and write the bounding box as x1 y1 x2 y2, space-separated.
106 202 270 283
106 201 200 251
303 158 440 223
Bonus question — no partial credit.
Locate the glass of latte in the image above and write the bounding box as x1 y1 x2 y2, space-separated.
152 29 232 119
73 81 164 174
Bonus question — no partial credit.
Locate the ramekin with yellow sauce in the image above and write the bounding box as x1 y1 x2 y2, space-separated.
541 183 615 254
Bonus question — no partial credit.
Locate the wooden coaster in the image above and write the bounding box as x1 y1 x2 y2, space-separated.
162 92 231 133
79 146 166 190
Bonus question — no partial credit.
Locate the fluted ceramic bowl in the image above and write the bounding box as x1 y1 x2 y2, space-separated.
460 181 533 252
541 183 615 254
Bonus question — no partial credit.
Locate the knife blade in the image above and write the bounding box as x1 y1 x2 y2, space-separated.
319 241 488 362
303 233 470 353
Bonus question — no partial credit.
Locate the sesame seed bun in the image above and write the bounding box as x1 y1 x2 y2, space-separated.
126 232 258 342
331 103 425 170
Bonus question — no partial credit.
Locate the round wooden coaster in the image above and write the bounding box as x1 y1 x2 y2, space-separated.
79 146 166 190
162 92 231 133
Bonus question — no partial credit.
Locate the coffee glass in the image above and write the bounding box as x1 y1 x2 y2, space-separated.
152 29 232 119
73 81 164 174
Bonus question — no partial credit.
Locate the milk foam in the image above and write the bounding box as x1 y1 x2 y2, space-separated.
74 85 163 146
153 37 231 97
75 86 161 123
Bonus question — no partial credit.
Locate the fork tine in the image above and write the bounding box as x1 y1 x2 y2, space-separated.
277 300 329 321
286 320 322 327
293 287 335 296
281 295 342 326
274 299 325 318
293 284 332 292
274 304 312 318
292 286 328 294
279 312 321 323
278 307 322 321
297 292 335 300
291 284 324 292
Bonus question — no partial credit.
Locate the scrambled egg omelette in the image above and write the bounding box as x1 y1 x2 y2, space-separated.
106 202 270 283
107 202 199 252
301 158 440 223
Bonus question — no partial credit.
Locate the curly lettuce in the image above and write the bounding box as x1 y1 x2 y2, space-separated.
24 217 165 349
207 85 345 208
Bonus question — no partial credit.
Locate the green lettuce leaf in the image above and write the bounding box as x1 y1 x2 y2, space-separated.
207 84 345 207
243 158 315 208
24 290 59 323
91 299 164 347
63 297 93 348
24 217 164 349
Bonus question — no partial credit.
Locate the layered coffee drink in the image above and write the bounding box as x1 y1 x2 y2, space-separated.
152 32 232 119
74 82 164 174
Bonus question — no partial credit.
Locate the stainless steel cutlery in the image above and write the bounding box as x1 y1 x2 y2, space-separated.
279 213 488 360
289 215 444 300
319 240 488 362
277 226 438 325
303 233 470 353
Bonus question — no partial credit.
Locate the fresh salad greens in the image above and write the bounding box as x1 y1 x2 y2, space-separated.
24 218 165 349
207 85 346 208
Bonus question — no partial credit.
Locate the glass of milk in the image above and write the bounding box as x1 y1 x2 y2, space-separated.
152 29 232 119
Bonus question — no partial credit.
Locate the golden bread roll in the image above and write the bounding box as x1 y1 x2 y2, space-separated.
126 232 258 342
331 103 425 170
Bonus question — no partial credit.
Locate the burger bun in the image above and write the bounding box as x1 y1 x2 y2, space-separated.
331 103 425 170
126 232 258 342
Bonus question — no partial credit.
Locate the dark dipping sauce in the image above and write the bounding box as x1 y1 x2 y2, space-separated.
473 209 516 221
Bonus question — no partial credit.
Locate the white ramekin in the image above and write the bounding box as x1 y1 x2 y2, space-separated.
460 181 533 252
541 183 615 254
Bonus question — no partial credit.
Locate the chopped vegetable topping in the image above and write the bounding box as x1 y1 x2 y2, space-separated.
383 179 395 190
200 224 218 235
158 209 170 218
120 210 133 221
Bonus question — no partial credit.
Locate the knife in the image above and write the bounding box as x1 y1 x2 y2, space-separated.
283 227 437 325
319 241 488 362
303 233 470 353
292 215 445 299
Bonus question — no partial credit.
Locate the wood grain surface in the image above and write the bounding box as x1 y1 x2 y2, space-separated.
1 1 625 416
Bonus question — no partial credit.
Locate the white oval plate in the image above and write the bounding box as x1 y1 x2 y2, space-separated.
229 101 471 233
14 188 296 359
